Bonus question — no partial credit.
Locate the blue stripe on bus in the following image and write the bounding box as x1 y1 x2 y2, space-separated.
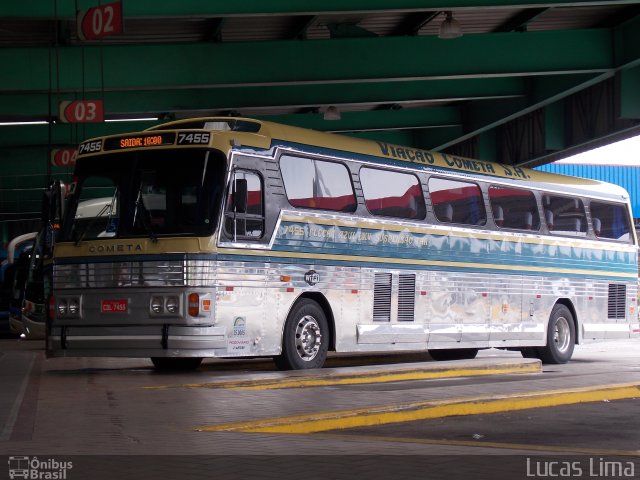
55 250 633 281
213 253 633 282
273 222 637 275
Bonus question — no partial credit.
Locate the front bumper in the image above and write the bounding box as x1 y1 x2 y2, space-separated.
47 324 226 357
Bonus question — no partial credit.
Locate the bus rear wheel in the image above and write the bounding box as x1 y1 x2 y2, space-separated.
428 348 479 361
151 357 203 371
274 299 329 370
537 304 575 364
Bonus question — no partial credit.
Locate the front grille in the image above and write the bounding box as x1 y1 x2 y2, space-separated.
607 283 627 319
54 259 217 289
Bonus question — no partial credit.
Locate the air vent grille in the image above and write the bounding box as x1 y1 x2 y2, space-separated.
398 274 416 322
373 273 392 322
607 283 626 319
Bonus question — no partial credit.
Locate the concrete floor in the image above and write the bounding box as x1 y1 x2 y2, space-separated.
0 337 638 479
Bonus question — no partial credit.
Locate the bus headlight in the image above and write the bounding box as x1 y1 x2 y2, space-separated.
150 296 164 314
57 299 68 317
165 296 179 314
68 298 80 316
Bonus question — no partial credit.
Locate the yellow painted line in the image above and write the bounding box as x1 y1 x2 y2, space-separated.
313 433 640 457
195 383 640 434
147 361 540 391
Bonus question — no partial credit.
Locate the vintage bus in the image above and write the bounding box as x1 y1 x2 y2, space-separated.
45 118 639 370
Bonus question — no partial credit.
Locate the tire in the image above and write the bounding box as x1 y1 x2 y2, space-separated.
274 299 329 370
428 348 479 361
537 304 575 364
151 357 203 371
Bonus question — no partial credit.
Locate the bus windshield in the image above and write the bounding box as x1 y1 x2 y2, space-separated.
61 149 227 241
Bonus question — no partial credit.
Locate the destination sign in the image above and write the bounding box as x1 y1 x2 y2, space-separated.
103 133 176 151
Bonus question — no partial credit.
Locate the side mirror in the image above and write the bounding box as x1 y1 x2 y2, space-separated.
41 180 65 254
233 178 248 214
41 180 65 227
41 190 52 225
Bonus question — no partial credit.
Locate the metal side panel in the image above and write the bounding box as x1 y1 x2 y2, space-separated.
356 323 428 344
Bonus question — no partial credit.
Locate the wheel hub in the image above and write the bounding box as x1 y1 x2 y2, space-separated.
553 316 571 354
295 315 322 361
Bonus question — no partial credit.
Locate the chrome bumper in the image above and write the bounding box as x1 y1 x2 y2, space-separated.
48 324 226 357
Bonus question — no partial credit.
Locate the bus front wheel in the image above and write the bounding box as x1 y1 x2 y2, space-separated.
537 304 575 364
151 357 203 371
274 299 329 370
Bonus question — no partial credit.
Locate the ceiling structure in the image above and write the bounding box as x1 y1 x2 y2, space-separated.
1 0 640 224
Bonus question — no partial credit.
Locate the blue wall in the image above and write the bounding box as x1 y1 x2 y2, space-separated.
535 164 640 220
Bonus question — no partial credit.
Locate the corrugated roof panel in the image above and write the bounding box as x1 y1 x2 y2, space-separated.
527 6 627 31
418 10 519 35
535 164 640 218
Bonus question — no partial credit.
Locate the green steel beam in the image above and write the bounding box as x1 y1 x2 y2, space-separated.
478 130 497 161
0 30 613 92
3 0 640 18
424 73 605 149
615 14 640 69
0 78 525 118
0 121 159 148
427 16 640 153
545 102 566 150
258 107 460 132
346 130 417 145
620 66 640 119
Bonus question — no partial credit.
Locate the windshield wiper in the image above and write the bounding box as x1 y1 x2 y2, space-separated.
134 189 157 243
74 201 114 246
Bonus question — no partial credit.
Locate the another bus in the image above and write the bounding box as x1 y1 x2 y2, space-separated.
3 232 37 336
20 196 114 340
45 118 639 370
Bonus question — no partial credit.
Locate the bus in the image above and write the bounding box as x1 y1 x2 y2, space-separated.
45 117 639 370
3 232 37 336
19 196 114 340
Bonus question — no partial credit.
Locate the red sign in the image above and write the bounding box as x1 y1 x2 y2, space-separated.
101 299 128 313
51 148 78 167
78 1 123 41
59 100 105 123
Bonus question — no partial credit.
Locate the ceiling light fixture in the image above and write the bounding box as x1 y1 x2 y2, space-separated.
105 117 159 122
323 106 341 121
438 11 462 39
0 120 49 126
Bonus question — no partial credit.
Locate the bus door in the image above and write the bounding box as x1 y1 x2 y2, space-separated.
218 155 272 355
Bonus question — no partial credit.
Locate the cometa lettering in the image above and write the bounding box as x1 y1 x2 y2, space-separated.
442 153 497 175
88 244 143 253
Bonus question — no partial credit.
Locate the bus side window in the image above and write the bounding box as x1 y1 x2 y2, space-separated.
279 155 356 213
488 186 539 231
224 170 264 240
360 167 426 220
543 195 587 236
428 177 486 226
590 201 631 242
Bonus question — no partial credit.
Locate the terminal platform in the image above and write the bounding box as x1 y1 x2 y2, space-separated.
0 338 638 479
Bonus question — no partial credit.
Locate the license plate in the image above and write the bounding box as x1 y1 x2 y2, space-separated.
101 299 128 313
